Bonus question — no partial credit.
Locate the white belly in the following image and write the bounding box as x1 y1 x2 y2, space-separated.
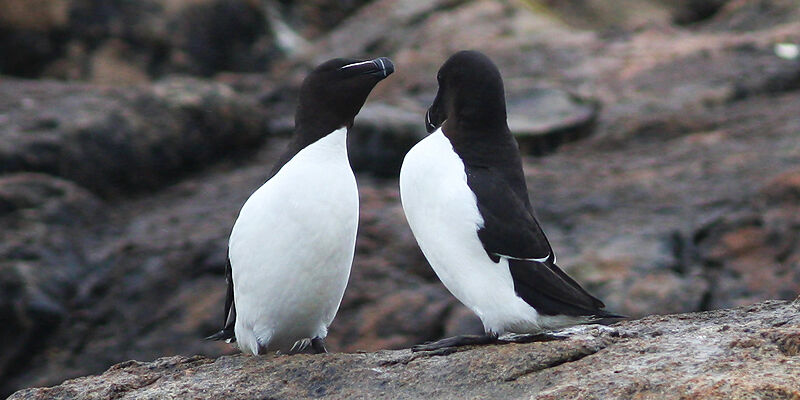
230 127 358 354
399 129 543 334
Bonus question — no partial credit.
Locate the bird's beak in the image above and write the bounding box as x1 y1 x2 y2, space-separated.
368 57 395 79
339 57 395 80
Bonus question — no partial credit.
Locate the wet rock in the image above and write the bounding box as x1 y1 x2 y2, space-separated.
9 300 800 400
0 77 269 196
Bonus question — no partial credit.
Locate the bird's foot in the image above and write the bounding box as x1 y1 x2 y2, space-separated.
411 334 498 352
286 337 328 354
311 337 328 354
497 332 568 344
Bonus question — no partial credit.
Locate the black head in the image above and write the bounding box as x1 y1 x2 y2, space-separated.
296 57 394 137
425 50 507 135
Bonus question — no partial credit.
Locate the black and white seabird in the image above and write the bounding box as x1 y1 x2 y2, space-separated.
400 50 621 351
207 57 395 355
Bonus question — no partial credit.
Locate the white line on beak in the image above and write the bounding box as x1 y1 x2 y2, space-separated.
339 60 374 70
377 58 386 77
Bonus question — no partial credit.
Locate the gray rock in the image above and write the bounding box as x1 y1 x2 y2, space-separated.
0 0 277 81
9 300 800 399
348 103 427 177
508 89 599 156
3 0 800 397
0 77 269 196
0 173 103 386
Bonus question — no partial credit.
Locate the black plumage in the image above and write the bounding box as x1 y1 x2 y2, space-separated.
428 50 619 319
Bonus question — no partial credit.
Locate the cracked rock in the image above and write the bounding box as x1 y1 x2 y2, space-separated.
9 301 800 399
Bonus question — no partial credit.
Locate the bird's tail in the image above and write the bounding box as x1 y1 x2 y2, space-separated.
590 310 628 325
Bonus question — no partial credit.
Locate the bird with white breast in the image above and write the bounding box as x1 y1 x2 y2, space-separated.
400 50 622 351
207 57 394 355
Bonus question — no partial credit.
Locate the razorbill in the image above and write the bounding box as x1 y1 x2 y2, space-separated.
207 57 395 355
400 50 621 351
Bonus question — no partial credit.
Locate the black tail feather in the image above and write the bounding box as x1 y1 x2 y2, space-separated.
508 258 624 318
205 257 237 342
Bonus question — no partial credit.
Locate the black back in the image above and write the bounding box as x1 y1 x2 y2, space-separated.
207 57 394 342
427 50 618 318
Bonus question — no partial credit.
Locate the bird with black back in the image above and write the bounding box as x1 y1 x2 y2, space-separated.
400 50 623 351
207 57 395 355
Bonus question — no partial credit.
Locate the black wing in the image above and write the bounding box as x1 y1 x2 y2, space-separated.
507 258 618 317
205 257 237 342
466 165 552 263
466 165 620 318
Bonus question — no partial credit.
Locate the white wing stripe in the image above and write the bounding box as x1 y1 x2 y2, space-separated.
494 253 551 263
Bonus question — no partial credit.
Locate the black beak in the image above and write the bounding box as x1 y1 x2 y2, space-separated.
370 57 395 79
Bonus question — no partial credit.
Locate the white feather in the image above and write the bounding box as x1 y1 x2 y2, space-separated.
399 129 584 335
230 127 358 354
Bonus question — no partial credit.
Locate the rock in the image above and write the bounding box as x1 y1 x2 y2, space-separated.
508 89 599 156
0 0 71 78
0 77 269 196
0 173 103 387
537 0 675 30
690 169 800 310
0 0 279 81
703 0 800 32
9 300 800 399
0 0 70 31
348 103 426 177
759 168 800 206
0 0 384 82
3 0 800 397
665 0 730 25
273 0 373 38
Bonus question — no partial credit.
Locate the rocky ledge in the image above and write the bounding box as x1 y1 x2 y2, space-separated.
10 299 800 400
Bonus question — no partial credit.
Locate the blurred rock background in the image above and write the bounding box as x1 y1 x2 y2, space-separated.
0 0 798 396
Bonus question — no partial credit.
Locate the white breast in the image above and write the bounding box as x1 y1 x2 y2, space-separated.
230 127 358 354
399 128 543 335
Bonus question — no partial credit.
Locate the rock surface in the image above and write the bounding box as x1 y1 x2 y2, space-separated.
0 77 269 196
10 300 800 400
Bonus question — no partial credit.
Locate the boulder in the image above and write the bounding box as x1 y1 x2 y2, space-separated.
508 89 599 156
0 0 276 81
0 77 270 196
0 173 103 388
348 103 426 177
2 0 800 397
9 300 800 399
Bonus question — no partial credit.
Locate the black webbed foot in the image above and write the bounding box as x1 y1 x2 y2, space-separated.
311 337 328 354
411 334 499 352
496 332 567 344
286 337 329 354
